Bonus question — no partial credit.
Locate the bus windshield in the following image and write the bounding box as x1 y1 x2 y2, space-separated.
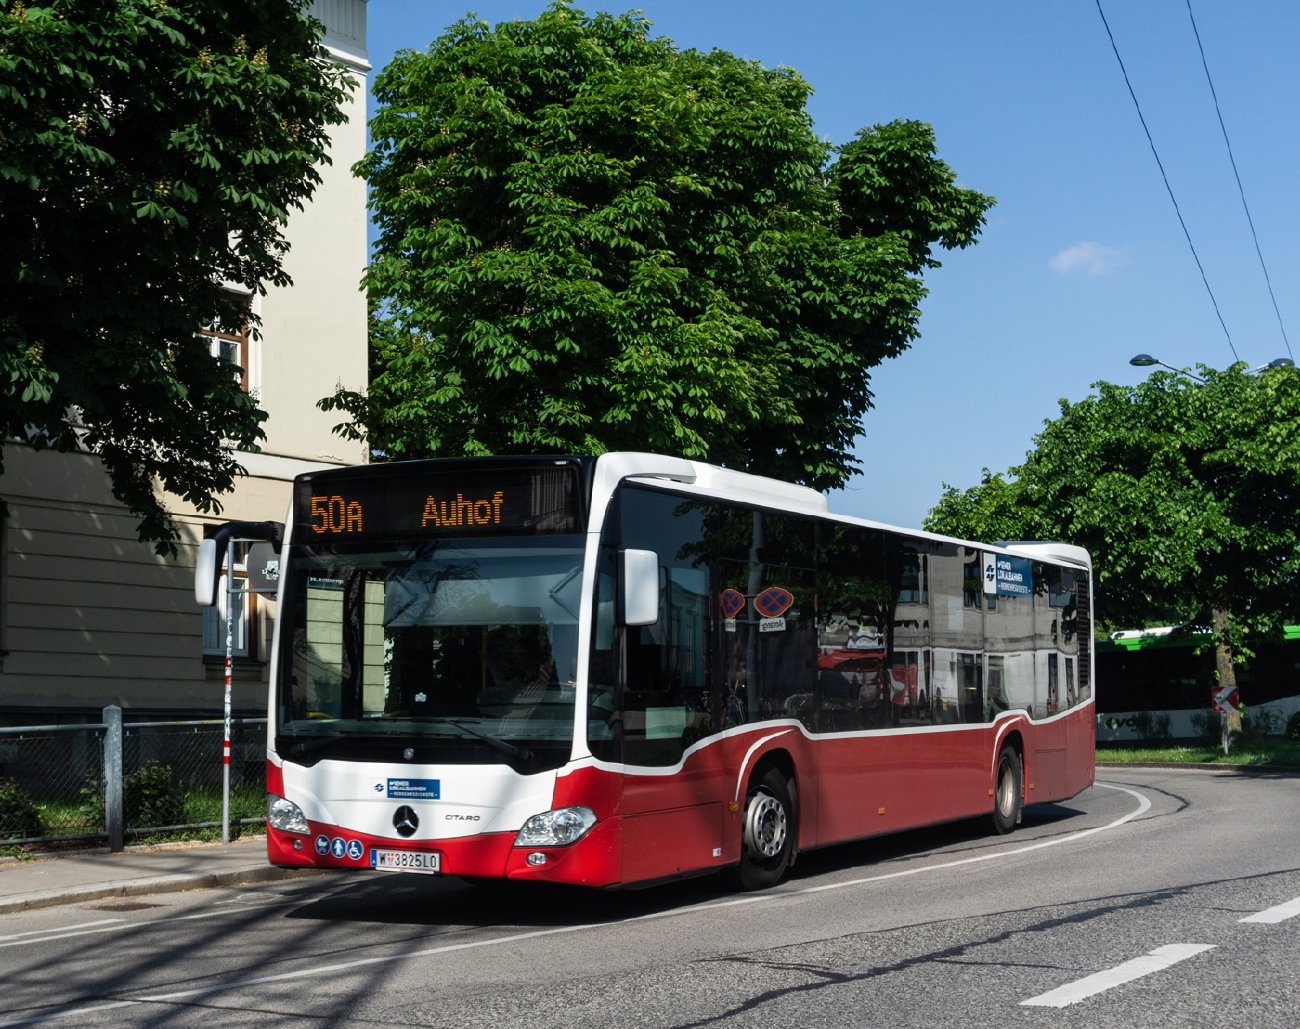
276 536 585 766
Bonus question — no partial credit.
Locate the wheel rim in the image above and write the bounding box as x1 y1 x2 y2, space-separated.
745 791 787 859
997 760 1015 818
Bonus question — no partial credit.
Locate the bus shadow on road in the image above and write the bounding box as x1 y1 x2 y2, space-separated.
283 869 739 928
284 807 1091 929
785 804 1088 882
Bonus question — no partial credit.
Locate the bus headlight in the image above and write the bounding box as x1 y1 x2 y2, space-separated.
267 795 309 835
514 806 597 847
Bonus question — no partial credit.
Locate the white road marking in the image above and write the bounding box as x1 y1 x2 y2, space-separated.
1240 895 1300 924
0 910 230 950
1021 944 1215 1008
0 919 123 942
0 781 1151 1028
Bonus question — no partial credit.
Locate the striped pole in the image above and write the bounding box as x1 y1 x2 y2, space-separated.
223 539 234 845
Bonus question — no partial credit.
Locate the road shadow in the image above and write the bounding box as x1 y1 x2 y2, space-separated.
285 804 1091 928
784 803 1085 883
284 866 736 927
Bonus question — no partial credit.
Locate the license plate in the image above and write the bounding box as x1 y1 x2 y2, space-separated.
370 848 441 874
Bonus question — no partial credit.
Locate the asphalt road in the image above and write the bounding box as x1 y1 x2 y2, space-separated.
1 767 1297 1028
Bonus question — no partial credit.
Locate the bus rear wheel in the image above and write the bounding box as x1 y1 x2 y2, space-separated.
991 744 1022 835
734 766 795 891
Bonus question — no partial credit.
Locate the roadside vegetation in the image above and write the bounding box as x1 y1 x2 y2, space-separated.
1097 741 1300 768
1097 709 1300 767
0 765 264 859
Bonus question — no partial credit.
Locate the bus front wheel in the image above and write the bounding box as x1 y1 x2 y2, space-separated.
734 766 795 891
991 744 1023 835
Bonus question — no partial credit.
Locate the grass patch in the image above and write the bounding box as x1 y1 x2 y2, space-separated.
1097 740 1300 767
1 778 265 857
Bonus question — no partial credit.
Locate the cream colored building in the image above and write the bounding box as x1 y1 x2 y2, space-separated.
0 1 370 724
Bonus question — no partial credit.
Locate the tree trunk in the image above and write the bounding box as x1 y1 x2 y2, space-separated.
1211 605 1241 750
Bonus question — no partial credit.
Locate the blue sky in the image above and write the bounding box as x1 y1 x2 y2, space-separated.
362 1 1300 528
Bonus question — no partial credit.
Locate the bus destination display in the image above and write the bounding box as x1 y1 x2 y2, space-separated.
294 466 581 541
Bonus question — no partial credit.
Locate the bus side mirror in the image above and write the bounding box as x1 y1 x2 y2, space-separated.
194 521 283 606
619 549 660 627
195 538 219 606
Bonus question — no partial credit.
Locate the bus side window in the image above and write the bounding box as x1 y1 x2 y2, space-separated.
750 513 817 726
587 546 619 761
818 525 889 732
609 487 721 766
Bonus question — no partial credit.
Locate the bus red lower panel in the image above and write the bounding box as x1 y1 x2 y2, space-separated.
266 818 626 887
267 821 518 877
813 732 912 841
1023 707 1095 803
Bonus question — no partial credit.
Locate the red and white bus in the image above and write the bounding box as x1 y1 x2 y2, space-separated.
199 453 1095 889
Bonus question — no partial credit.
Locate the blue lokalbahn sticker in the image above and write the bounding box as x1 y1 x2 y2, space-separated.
982 552 1033 598
387 778 440 800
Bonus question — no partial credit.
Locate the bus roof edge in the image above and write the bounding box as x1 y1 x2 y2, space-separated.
997 541 1092 569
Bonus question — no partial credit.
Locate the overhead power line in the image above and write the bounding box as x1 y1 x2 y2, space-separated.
1094 0 1239 363
1184 0 1294 361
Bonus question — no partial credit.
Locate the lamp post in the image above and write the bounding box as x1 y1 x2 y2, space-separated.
1128 353 1206 382
1130 353 1294 377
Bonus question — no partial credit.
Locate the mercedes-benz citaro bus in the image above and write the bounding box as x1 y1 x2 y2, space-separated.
196 453 1095 890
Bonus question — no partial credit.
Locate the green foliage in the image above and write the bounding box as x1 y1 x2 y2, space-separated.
924 365 1300 653
1095 740 1300 767
1 0 352 553
1287 711 1300 742
0 777 44 839
1130 711 1172 743
1189 710 1221 745
125 762 186 828
324 2 992 490
80 761 185 829
1240 704 1283 742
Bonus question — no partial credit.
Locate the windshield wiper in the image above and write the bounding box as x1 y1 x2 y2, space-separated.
419 718 535 763
282 730 398 758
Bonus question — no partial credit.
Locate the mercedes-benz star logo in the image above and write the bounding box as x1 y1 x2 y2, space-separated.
393 805 419 838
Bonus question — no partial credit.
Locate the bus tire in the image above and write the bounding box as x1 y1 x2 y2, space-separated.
734 765 795 891
991 744 1022 835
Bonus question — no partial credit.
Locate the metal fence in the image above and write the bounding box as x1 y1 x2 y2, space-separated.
0 707 266 849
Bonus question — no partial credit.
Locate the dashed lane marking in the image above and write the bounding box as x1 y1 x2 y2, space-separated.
1021 944 1215 1008
1240 895 1300 924
0 919 123 942
0 910 228 950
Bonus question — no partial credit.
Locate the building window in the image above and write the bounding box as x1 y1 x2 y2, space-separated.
962 552 983 609
200 292 252 390
204 323 249 391
898 550 928 605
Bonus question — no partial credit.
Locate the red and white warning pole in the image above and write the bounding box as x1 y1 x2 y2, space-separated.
222 539 235 845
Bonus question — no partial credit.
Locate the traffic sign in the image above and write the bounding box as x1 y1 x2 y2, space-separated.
1212 685 1239 713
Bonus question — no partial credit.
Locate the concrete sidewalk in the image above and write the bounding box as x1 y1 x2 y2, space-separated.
0 838 334 915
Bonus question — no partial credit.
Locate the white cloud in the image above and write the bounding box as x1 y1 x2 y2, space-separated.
1049 241 1127 277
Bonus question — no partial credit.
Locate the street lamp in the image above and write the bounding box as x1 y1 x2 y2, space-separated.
1128 354 1206 382
1131 353 1295 378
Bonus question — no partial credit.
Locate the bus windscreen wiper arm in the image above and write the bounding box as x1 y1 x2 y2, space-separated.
425 718 534 762
284 731 382 757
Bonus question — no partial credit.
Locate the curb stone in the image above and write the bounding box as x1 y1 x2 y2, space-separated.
1096 761 1300 775
0 865 337 916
